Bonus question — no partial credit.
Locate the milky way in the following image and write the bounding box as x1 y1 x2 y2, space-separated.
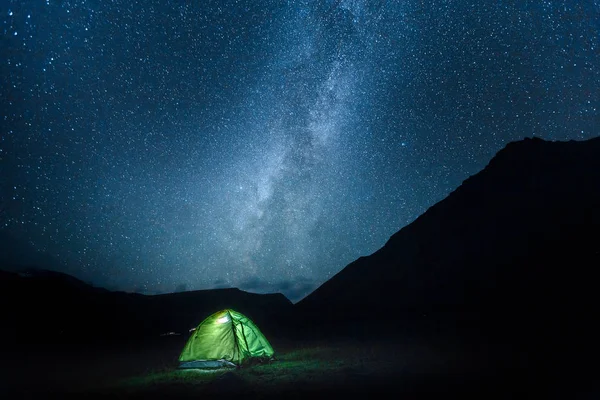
1 1 598 301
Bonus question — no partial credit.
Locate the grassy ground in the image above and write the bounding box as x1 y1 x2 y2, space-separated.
4 335 590 399
14 337 514 398
106 339 451 397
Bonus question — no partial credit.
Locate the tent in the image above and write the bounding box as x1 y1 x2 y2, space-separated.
179 309 275 368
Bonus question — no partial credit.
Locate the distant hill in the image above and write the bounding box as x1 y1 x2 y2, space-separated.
0 268 292 348
296 137 600 353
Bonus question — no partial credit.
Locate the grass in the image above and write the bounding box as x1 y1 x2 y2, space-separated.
4 336 517 398
109 344 357 394
119 368 228 388
100 339 451 398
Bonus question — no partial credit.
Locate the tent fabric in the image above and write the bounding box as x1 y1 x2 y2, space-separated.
179 309 274 367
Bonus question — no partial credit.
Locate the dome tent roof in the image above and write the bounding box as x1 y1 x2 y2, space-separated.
179 309 274 368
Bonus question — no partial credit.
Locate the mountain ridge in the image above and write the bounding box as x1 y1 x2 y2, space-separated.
296 136 600 340
0 267 293 347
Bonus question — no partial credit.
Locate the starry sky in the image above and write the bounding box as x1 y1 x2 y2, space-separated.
1 0 598 302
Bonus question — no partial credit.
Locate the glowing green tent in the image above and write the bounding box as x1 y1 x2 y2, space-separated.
179 309 275 368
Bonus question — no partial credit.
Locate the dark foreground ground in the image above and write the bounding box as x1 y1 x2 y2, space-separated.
2 330 597 400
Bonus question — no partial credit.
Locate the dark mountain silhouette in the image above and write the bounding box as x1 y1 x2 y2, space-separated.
296 137 600 360
0 267 292 348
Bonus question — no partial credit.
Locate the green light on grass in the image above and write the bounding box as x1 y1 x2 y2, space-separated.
180 368 224 374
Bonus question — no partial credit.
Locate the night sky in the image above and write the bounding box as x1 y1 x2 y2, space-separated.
1 1 598 302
